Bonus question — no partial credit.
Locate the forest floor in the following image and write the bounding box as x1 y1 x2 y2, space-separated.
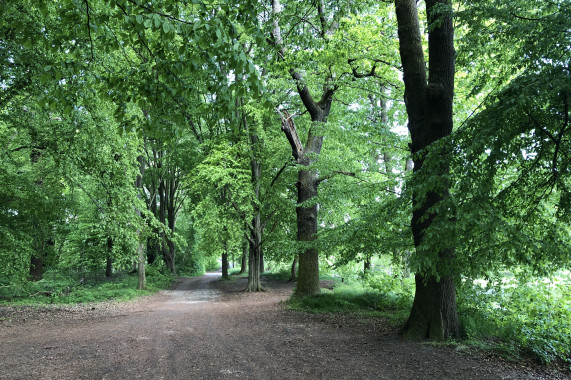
0 272 568 380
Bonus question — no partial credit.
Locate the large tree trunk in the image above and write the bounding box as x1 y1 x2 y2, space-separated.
273 0 335 297
246 221 263 292
294 168 321 296
395 0 460 340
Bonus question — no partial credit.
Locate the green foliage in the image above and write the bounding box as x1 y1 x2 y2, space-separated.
458 273 571 366
261 267 291 282
288 281 412 326
0 268 173 305
0 0 569 369
289 264 413 326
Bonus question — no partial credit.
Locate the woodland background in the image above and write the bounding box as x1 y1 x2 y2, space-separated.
0 0 569 367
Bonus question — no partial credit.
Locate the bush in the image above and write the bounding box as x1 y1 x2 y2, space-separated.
458 274 571 366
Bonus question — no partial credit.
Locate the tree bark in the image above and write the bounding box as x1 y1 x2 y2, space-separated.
290 255 298 282
240 241 247 274
157 160 175 274
222 244 229 280
272 0 336 297
29 255 43 281
395 0 460 340
29 148 44 281
105 237 113 277
364 256 371 273
136 154 146 290
246 140 264 291
246 221 263 292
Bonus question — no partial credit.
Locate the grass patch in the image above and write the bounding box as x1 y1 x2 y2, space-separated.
0 269 174 305
229 268 247 277
288 282 412 327
262 268 291 282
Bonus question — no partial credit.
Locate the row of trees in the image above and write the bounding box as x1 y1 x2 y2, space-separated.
1 0 569 340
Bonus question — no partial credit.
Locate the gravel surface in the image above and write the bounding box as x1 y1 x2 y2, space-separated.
0 272 568 380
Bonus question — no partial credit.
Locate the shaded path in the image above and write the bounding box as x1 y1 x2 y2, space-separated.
0 273 563 379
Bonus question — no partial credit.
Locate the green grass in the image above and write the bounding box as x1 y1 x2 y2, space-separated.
0 270 174 305
229 267 247 277
288 282 413 327
261 268 291 282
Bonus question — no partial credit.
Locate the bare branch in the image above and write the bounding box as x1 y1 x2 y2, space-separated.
276 109 303 161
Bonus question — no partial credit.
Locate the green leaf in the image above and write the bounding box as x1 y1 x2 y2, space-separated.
39 74 50 84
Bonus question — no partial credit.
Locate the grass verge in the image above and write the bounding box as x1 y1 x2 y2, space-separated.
0 270 174 305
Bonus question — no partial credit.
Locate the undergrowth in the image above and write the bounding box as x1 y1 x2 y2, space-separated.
288 271 414 327
261 268 291 282
0 265 174 305
458 273 571 368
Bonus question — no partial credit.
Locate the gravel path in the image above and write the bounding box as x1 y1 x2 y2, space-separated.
0 272 567 379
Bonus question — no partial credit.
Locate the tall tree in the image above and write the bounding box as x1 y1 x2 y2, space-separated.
395 0 460 339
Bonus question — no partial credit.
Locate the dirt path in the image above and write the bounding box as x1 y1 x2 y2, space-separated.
0 273 566 379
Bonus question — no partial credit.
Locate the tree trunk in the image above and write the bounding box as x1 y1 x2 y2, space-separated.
273 0 335 297
290 255 298 282
246 133 264 291
147 174 159 265
29 255 43 281
239 241 247 274
294 168 321 297
158 169 175 274
29 148 44 281
136 154 146 290
403 275 458 340
395 0 460 340
222 241 229 280
259 251 264 273
364 256 371 273
166 173 177 272
246 227 263 292
105 237 113 277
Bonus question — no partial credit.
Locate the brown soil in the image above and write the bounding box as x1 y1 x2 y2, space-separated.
0 272 567 380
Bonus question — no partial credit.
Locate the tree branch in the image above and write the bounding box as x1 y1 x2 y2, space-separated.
276 109 303 161
85 0 95 63
316 170 356 185
125 0 195 26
